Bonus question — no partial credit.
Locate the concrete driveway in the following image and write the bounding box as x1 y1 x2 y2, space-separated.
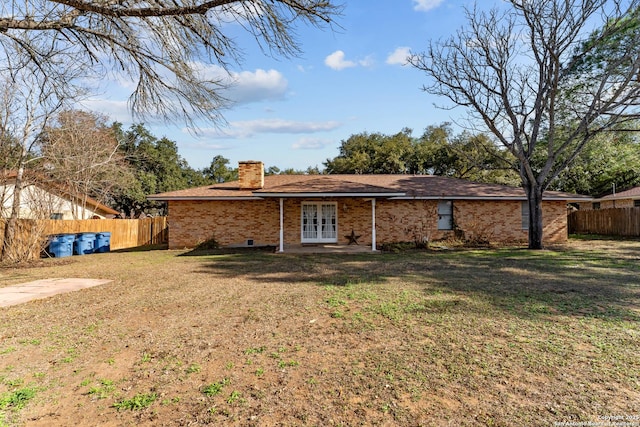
0 278 112 308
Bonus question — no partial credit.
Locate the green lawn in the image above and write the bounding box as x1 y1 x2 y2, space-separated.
0 237 639 426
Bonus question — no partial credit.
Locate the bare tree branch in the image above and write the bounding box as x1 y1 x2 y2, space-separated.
409 0 640 249
0 0 342 126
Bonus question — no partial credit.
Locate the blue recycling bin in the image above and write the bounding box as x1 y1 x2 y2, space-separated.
48 234 75 258
95 232 111 253
74 232 96 255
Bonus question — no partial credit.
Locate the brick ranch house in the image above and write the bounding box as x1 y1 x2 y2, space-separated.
578 186 640 210
148 161 590 252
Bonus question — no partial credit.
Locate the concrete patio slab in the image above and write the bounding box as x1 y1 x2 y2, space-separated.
0 278 112 308
279 244 379 254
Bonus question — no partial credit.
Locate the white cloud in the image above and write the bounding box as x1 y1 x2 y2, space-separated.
292 137 334 150
325 50 357 70
413 0 444 12
183 140 229 150
79 64 288 126
386 47 412 66
188 62 288 104
325 51 376 70
80 98 133 123
226 68 288 104
358 55 375 68
197 118 342 139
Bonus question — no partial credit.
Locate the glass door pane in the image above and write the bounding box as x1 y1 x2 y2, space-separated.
302 203 337 243
302 204 318 240
321 204 337 239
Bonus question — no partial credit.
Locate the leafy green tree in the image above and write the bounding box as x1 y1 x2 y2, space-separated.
305 166 322 175
111 123 206 216
409 124 452 175
202 155 238 183
265 166 281 176
325 125 519 184
411 125 518 183
371 129 414 173
325 129 414 174
324 132 376 174
544 128 640 196
277 166 323 175
0 133 22 171
447 132 520 185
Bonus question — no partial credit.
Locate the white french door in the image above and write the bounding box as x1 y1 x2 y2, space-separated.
301 202 337 243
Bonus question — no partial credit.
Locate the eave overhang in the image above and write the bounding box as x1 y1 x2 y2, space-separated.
253 192 407 198
146 196 261 201
148 194 590 202
391 196 592 202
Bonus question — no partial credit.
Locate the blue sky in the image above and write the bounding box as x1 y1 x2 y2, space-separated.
86 0 474 171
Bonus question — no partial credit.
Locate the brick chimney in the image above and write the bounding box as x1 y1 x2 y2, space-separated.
238 161 264 190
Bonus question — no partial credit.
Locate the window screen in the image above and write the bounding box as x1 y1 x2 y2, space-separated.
521 202 529 230
437 201 453 230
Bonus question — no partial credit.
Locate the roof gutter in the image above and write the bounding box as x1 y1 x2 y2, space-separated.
146 196 262 201
254 192 407 198
593 196 639 202
148 194 590 202
391 196 591 202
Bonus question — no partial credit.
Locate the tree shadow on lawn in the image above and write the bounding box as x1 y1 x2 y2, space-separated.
424 248 640 321
187 249 391 286
186 246 640 322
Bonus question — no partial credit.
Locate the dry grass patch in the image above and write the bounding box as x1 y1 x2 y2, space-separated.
0 238 639 426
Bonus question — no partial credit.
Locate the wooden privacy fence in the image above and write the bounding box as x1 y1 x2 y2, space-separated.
0 217 168 252
568 207 640 237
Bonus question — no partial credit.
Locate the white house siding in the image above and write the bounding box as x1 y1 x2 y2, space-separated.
1 183 105 219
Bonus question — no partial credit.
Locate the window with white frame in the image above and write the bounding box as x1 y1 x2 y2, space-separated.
437 200 453 230
521 201 529 229
634 200 640 208
301 202 337 243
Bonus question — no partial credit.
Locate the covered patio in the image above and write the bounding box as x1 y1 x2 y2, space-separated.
255 178 404 253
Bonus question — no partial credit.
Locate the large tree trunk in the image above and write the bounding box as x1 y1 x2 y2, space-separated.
524 179 544 250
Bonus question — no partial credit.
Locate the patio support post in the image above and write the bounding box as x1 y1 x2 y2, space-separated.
371 198 377 251
279 198 284 253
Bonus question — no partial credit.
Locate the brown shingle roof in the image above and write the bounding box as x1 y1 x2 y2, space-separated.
2 170 119 215
598 186 640 200
148 174 590 201
255 176 405 196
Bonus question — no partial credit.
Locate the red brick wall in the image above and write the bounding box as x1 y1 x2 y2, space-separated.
376 199 567 245
168 200 279 249
167 198 568 249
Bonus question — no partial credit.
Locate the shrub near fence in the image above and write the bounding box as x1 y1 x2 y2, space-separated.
569 207 640 237
0 217 168 253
